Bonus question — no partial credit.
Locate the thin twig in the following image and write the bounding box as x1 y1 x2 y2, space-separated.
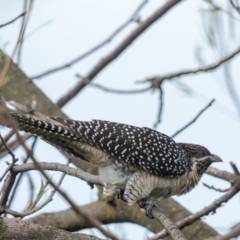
230 0 240 14
56 0 181 107
17 0 33 65
0 134 31 159
0 6 30 86
171 99 215 138
138 45 240 87
0 12 27 28
31 0 148 80
89 83 151 94
150 203 187 240
6 137 38 213
230 161 240 175
202 183 230 193
24 171 35 211
153 87 164 128
0 134 18 181
23 20 52 40
22 160 71 217
0 130 14 146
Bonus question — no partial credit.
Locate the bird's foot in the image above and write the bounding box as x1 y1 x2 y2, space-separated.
138 197 160 219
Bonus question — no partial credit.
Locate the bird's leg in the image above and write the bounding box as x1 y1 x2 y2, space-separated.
138 197 160 219
116 189 126 202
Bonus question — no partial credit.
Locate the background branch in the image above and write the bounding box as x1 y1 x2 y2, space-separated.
30 0 148 80
0 12 27 28
56 0 181 107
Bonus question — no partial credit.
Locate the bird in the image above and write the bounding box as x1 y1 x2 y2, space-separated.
3 112 222 218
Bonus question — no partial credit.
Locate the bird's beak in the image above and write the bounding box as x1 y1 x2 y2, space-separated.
210 154 223 162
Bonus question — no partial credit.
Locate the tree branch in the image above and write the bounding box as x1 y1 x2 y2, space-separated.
151 175 240 239
13 162 103 186
171 99 215 138
30 0 148 80
89 82 151 94
0 217 105 240
0 12 27 28
56 0 181 107
144 45 240 88
207 222 240 240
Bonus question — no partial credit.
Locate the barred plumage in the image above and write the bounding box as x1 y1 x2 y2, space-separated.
5 112 222 218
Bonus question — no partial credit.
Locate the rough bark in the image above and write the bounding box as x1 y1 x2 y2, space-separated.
0 217 104 240
28 199 217 239
0 49 217 239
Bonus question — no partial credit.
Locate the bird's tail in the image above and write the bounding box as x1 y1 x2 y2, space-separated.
1 112 90 161
1 112 114 165
8 112 77 140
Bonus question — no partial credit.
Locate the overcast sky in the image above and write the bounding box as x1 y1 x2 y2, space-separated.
1 0 240 239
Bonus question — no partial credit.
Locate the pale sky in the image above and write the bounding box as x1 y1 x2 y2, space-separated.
1 1 240 239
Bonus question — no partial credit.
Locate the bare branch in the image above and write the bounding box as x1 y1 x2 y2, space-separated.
207 222 240 240
56 0 181 107
230 0 240 14
171 99 215 138
0 12 27 28
6 137 38 214
89 82 151 94
13 162 103 186
0 173 16 207
0 130 14 146
22 160 71 217
0 134 31 159
150 204 187 240
142 45 240 88
16 0 28 65
230 161 240 175
31 0 149 80
153 87 164 128
0 134 18 181
151 177 240 239
202 183 230 193
0 6 31 86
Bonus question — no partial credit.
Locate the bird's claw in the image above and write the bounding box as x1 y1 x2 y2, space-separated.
138 197 159 219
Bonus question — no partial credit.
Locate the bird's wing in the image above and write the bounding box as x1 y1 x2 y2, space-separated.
52 117 190 177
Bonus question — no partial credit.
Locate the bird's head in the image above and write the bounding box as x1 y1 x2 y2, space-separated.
178 143 222 175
